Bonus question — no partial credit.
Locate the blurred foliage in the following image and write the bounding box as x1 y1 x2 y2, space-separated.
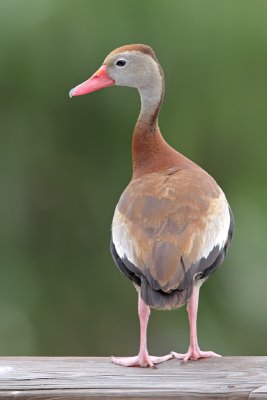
0 0 267 357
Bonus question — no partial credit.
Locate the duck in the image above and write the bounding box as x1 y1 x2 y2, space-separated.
69 44 234 368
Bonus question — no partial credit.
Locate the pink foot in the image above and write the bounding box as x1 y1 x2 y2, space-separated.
111 353 173 368
171 347 221 364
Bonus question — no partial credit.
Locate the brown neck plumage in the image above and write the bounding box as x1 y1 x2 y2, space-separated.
132 121 183 179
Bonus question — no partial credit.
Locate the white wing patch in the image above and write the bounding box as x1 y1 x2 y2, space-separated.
204 191 231 255
112 206 137 264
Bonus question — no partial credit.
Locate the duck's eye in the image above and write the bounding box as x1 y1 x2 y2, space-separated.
116 59 126 67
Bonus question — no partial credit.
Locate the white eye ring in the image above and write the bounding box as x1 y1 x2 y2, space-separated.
116 59 127 67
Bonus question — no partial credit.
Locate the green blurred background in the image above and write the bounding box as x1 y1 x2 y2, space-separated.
0 0 266 357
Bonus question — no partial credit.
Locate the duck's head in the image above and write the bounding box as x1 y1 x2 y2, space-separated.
69 44 163 98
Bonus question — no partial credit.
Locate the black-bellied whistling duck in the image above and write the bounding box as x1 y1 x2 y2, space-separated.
70 44 234 368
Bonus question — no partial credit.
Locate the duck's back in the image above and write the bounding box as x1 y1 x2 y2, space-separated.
111 165 234 309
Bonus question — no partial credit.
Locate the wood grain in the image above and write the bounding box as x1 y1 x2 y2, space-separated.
0 357 266 399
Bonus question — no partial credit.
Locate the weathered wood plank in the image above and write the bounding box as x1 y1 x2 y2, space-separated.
0 357 266 399
250 385 267 399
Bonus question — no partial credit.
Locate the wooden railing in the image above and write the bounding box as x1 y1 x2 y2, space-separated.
0 356 266 399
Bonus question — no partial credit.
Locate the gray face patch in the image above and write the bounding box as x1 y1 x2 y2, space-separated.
105 51 163 121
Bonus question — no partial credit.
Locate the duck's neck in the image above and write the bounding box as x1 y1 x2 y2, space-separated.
132 66 173 178
137 73 164 126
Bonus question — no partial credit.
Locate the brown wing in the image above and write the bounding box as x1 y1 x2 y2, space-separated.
111 168 233 309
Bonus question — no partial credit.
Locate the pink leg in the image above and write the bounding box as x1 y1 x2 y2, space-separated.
172 281 221 363
111 292 173 368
